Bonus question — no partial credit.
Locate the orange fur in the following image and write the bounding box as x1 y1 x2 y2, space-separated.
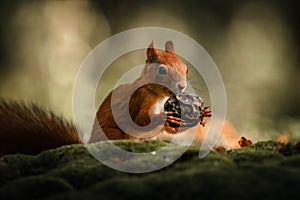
91 41 240 145
90 41 188 142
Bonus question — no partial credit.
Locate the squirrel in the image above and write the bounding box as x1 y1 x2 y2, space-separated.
90 40 189 142
0 40 239 156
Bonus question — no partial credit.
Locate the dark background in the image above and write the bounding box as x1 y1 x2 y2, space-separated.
0 0 299 141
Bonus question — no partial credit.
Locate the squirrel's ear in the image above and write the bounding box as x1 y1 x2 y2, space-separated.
165 40 175 53
146 40 158 63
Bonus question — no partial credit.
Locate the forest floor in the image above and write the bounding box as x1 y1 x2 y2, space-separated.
0 140 300 200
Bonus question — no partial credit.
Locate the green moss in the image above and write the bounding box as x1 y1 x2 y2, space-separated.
1 140 300 199
111 140 167 152
47 159 123 189
247 140 282 151
280 154 300 168
229 150 284 166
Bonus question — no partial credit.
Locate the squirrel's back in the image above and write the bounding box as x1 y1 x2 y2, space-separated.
0 98 81 156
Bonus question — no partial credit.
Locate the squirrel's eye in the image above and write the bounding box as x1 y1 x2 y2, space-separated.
186 68 188 74
158 66 167 75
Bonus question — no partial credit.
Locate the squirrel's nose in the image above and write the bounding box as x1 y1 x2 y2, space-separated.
176 82 186 91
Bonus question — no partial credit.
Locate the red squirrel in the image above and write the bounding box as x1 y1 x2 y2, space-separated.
90 41 189 142
0 41 239 156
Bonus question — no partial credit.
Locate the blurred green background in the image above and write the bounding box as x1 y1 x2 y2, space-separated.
0 0 299 141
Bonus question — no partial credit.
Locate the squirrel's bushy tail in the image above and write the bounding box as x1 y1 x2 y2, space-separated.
0 98 81 156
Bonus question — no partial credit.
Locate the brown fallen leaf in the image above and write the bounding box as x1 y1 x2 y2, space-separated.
238 136 253 148
213 146 227 153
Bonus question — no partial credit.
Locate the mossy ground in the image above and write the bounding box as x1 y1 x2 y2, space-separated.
0 140 300 200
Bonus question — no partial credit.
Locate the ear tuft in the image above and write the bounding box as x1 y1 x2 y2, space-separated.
146 40 158 63
165 40 175 53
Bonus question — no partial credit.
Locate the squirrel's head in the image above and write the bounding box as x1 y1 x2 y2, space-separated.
142 40 188 94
